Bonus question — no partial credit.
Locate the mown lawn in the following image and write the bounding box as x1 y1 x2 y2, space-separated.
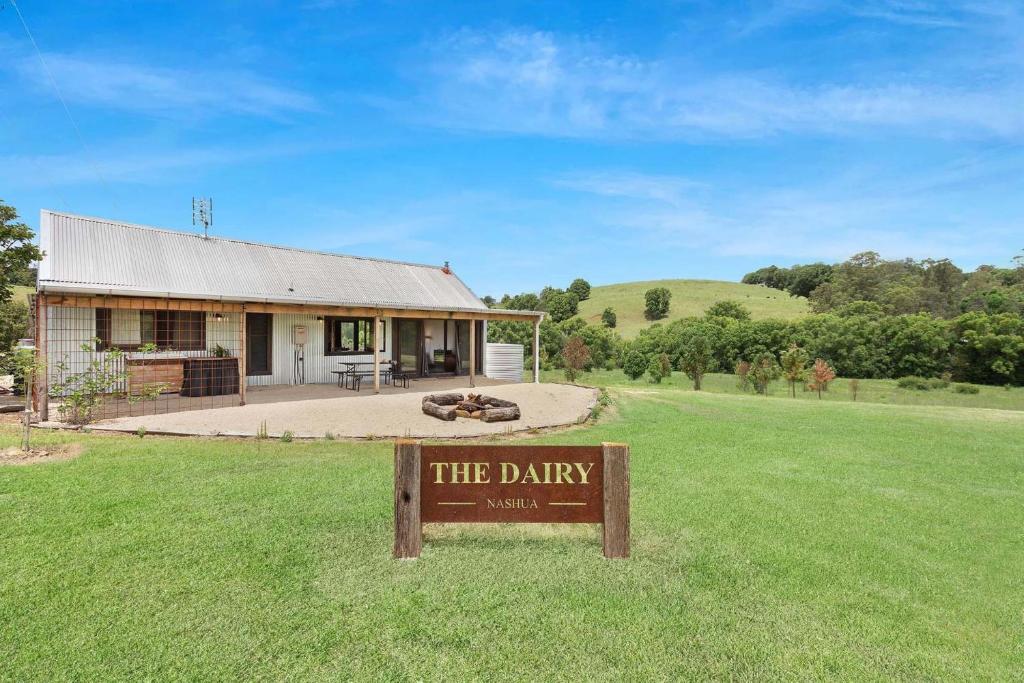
2 389 1022 679
574 279 808 338
546 368 1024 412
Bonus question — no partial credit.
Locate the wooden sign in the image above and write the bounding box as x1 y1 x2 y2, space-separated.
394 441 629 559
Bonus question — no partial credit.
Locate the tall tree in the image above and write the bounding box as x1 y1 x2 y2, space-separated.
0 200 43 304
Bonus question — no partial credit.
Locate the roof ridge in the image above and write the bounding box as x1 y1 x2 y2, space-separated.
41 209 448 272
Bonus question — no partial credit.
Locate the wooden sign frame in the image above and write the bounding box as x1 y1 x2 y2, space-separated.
394 441 630 559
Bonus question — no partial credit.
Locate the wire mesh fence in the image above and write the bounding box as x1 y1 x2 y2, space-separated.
39 295 242 422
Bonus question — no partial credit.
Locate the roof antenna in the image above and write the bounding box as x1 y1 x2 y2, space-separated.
192 197 213 239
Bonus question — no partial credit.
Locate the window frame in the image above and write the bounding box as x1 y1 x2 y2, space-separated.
324 316 380 356
95 308 207 352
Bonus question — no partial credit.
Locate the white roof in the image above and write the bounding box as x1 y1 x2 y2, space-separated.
37 210 503 313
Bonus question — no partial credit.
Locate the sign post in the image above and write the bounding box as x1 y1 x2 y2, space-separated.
393 441 630 559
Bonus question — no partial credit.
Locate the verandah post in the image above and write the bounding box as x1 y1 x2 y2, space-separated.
238 308 247 406
602 442 630 558
374 315 381 394
35 293 48 422
393 440 422 559
469 319 476 388
533 317 541 384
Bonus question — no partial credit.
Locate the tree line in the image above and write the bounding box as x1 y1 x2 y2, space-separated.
743 251 1024 318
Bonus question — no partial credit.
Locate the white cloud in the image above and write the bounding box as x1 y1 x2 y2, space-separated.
12 52 318 118
413 28 1024 141
551 166 1021 264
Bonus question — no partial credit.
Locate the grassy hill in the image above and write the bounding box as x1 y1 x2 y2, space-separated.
10 286 34 306
575 279 808 338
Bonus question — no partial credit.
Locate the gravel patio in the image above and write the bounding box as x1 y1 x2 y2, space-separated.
87 382 600 439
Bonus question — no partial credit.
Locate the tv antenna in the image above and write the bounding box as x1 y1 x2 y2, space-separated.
192 197 213 238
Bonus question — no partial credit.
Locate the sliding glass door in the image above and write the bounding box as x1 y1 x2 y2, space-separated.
394 319 421 376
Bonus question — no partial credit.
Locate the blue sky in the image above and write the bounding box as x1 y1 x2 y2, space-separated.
2 1 1022 297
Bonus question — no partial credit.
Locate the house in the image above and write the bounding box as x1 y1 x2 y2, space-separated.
33 210 543 421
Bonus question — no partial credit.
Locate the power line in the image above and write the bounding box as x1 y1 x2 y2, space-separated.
8 0 120 212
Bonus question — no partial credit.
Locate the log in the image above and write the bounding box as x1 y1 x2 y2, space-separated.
422 393 463 407
422 401 457 421
479 405 521 422
474 395 518 409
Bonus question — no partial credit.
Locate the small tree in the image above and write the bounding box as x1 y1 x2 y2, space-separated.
780 343 810 397
568 278 592 301
601 307 617 328
809 358 837 399
735 360 752 391
50 341 167 424
561 335 590 383
644 287 671 320
749 352 781 395
3 345 43 451
546 292 579 323
849 378 860 401
622 349 647 380
680 335 712 390
705 300 751 321
647 354 671 384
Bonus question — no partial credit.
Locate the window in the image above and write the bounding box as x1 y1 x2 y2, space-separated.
95 308 206 351
95 308 112 351
140 311 206 350
325 317 380 356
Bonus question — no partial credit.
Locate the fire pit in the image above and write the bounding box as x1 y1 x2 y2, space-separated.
422 393 521 423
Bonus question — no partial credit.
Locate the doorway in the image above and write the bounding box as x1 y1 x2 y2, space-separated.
246 313 273 376
393 319 421 376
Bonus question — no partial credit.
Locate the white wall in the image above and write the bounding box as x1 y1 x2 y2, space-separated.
246 313 391 387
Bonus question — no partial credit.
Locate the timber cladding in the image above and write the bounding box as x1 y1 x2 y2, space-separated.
394 441 630 559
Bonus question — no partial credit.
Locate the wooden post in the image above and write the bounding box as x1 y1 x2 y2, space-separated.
533 317 541 383
394 440 422 559
35 294 48 422
238 309 247 406
374 315 381 394
469 319 476 388
602 442 630 558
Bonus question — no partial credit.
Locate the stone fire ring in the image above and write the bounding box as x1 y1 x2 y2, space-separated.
422 393 521 423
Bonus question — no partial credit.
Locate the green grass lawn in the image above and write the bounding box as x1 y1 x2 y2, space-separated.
2 389 1022 679
544 368 1024 412
575 279 809 338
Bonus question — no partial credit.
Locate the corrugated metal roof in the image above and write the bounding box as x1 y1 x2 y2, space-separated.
37 210 503 313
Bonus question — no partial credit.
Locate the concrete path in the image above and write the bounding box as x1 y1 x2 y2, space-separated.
92 383 600 439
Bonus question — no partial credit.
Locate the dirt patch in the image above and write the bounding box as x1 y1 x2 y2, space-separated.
0 443 83 466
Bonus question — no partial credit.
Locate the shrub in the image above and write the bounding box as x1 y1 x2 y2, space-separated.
135 426 147 439
706 300 751 321
897 376 932 391
622 349 647 380
568 278 592 301
647 354 669 384
953 383 980 394
601 307 617 328
280 430 293 443
644 287 671 320
561 335 590 383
